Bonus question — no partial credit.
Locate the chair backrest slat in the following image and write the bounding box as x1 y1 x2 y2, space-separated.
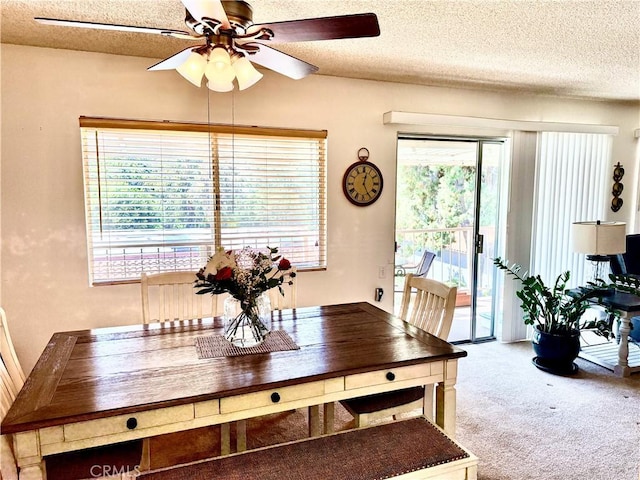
141 272 217 324
268 267 298 311
399 274 457 340
0 308 26 394
1 360 19 479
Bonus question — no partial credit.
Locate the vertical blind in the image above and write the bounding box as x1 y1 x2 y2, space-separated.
80 117 327 284
531 132 612 286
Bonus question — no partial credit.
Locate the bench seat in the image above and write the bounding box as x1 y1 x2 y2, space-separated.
139 416 478 480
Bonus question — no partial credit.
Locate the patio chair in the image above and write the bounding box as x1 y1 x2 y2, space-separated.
339 275 457 427
396 250 436 278
415 250 436 277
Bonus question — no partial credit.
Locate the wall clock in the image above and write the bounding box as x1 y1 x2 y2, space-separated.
342 147 383 206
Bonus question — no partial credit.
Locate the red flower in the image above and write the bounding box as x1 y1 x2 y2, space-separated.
278 258 291 271
214 266 233 280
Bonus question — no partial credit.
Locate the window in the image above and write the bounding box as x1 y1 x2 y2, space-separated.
80 117 327 284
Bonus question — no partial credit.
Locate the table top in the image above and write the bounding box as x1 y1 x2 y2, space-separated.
1 302 466 434
597 291 640 311
571 288 640 312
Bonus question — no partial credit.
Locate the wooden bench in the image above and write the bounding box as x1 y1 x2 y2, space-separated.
138 416 478 480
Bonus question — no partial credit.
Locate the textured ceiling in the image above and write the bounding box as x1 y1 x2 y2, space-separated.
2 0 639 102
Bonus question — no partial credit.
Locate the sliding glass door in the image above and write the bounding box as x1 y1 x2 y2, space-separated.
394 136 505 342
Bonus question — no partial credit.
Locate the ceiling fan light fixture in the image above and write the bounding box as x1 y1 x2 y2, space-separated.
207 80 234 93
232 54 263 90
205 47 236 85
209 46 231 69
175 50 207 86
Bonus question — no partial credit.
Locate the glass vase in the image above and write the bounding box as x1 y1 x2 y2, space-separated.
223 293 272 348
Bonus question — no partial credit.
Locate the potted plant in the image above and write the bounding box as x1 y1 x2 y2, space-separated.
493 257 624 375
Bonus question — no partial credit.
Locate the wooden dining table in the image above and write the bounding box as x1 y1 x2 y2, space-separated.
2 302 467 479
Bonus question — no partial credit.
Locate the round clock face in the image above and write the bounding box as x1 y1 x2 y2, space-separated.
342 161 383 206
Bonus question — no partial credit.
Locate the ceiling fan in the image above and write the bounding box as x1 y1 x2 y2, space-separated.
35 0 380 92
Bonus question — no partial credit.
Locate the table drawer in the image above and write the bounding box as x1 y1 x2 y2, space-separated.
220 380 326 414
345 363 435 391
63 404 193 442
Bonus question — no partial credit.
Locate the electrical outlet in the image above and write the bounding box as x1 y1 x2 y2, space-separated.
378 266 386 279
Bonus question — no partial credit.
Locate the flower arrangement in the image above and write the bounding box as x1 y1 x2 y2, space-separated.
195 246 294 304
195 246 295 347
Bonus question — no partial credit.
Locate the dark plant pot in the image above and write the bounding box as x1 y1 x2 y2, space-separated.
531 326 580 375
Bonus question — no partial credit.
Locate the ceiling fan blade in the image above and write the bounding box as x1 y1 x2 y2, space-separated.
147 47 197 71
34 17 194 39
181 0 230 28
246 44 318 80
246 13 380 43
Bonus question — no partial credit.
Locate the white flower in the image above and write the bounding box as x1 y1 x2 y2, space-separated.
203 249 236 276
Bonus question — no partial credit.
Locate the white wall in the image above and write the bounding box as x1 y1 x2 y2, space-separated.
1 44 639 373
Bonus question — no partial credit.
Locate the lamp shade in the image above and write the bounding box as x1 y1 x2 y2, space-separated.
232 55 263 90
205 47 236 85
207 80 234 92
572 221 626 255
176 50 207 87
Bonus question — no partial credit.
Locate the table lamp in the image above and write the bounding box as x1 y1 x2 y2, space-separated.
572 220 626 284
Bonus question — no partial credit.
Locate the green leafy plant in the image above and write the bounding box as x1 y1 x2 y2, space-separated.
493 257 621 336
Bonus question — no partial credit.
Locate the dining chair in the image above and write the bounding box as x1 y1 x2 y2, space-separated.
339 274 457 427
1 361 19 480
140 272 221 466
141 271 218 323
1 309 27 480
0 307 26 394
268 267 298 310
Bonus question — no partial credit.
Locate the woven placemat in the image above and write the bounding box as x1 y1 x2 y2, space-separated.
195 330 300 358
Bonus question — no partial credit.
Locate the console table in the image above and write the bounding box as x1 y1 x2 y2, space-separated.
579 291 640 377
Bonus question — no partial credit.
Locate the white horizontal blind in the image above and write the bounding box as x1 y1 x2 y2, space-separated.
216 135 326 262
81 118 327 284
531 132 611 286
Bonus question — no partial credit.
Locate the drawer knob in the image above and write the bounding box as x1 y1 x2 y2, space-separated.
386 372 396 381
126 417 138 430
271 392 281 403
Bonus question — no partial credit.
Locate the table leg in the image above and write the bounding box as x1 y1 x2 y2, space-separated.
236 420 247 452
614 315 631 377
323 403 335 434
220 423 231 455
139 438 151 471
423 384 435 422
308 405 321 437
436 359 458 439
18 465 44 480
13 432 45 480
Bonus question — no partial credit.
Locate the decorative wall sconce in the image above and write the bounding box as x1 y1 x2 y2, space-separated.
611 162 624 212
